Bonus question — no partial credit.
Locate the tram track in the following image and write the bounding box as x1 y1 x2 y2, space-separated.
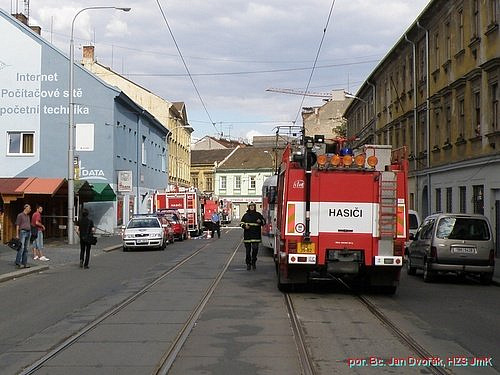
18 238 241 375
283 279 452 375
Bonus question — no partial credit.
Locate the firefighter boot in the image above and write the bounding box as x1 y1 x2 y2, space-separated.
246 264 251 271
252 263 256 270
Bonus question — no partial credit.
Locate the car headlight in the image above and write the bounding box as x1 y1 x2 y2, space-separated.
124 234 134 239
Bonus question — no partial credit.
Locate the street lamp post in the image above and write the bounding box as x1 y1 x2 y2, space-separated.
68 6 130 244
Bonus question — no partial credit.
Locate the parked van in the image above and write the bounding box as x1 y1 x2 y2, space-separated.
406 213 495 284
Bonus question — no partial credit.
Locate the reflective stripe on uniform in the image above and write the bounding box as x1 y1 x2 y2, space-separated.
243 239 261 243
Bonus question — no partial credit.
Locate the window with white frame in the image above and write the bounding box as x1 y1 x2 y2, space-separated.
473 91 481 136
141 136 147 165
435 188 442 213
458 9 464 51
220 176 227 190
472 0 480 38
491 82 498 131
161 147 166 172
250 176 256 190
459 186 467 213
7 131 34 155
234 175 241 190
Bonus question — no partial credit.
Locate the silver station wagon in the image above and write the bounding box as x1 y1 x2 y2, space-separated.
407 213 495 284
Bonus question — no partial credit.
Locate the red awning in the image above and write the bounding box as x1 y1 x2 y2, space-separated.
24 178 65 195
0 177 66 198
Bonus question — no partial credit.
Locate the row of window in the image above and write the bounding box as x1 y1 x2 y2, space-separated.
219 175 257 190
378 79 498 155
435 185 484 215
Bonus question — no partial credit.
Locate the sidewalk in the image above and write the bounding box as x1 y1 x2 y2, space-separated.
0 235 123 283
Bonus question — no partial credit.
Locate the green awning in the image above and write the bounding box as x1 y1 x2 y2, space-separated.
74 180 94 200
90 183 116 202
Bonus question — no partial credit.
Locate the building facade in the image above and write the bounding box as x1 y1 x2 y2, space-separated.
344 0 499 249
0 10 169 238
190 148 235 195
215 147 276 219
81 46 193 190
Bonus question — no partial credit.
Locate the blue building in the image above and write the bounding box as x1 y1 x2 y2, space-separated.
0 9 170 240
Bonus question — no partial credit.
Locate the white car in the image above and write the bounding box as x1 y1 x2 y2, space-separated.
122 216 166 251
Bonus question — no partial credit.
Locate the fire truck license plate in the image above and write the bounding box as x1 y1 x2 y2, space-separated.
298 247 315 254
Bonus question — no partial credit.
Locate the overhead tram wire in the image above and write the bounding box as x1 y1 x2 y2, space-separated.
293 0 337 126
123 59 379 78
155 0 218 134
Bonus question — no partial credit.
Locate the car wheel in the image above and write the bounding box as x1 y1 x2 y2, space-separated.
406 256 417 276
480 273 493 285
423 259 435 283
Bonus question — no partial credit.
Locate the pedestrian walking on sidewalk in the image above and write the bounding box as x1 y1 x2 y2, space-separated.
15 204 32 268
210 210 221 239
31 204 49 261
76 209 95 269
240 202 265 270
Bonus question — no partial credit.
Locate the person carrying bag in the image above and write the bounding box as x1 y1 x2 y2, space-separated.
76 209 95 269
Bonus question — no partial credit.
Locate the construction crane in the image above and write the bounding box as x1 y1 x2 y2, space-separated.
266 87 332 97
265 88 350 101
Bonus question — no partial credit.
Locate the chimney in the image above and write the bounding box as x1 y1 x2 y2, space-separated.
82 45 95 64
30 26 41 35
12 14 41 34
13 13 28 25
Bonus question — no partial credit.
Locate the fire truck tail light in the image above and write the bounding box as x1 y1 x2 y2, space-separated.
343 155 353 166
317 154 328 167
367 155 378 167
354 154 365 167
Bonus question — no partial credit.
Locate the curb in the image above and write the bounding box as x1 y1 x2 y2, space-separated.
0 265 50 283
102 244 122 253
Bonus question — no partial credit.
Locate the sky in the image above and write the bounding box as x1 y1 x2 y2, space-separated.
2 0 430 142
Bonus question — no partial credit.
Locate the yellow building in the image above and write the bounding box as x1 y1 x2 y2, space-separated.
345 0 499 239
81 46 193 189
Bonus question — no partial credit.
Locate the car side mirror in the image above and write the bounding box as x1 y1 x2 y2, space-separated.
121 225 126 230
409 233 415 240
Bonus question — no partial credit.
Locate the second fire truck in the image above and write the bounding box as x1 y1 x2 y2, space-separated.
273 135 409 294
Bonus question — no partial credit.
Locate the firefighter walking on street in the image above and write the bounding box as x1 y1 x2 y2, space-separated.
240 202 265 270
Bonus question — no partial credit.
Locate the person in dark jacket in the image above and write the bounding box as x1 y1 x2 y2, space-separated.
240 202 265 270
76 208 95 269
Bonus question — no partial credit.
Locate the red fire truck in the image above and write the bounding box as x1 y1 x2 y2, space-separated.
220 199 232 224
275 135 409 294
154 189 203 236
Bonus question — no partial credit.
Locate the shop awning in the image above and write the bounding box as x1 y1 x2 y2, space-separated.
23 178 65 195
90 183 116 202
74 180 94 201
0 177 66 203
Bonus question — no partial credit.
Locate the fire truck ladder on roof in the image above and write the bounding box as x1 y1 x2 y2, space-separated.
379 171 398 239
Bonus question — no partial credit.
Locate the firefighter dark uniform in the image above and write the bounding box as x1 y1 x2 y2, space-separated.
240 202 265 270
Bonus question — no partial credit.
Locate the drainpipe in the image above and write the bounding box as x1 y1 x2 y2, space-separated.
404 33 419 211
366 80 376 143
417 21 431 216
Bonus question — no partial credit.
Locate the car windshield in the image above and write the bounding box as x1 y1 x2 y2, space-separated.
436 217 490 240
128 218 160 229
